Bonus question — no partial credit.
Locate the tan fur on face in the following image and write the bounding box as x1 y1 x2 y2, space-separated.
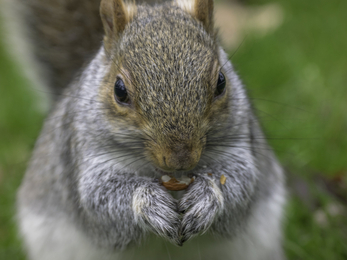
98 4 230 171
99 62 140 122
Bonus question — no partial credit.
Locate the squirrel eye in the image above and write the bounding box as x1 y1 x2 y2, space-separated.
114 78 129 104
215 71 226 97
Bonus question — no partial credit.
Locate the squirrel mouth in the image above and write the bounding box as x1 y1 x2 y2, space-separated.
154 167 195 179
155 168 176 175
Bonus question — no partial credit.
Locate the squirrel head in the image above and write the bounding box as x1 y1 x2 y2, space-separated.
98 0 230 172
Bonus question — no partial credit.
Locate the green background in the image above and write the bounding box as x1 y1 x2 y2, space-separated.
0 0 346 259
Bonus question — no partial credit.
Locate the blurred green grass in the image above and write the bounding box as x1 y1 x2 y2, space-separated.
0 0 346 259
0 16 44 259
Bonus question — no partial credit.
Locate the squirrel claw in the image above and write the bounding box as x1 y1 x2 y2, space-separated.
133 185 181 244
178 176 223 243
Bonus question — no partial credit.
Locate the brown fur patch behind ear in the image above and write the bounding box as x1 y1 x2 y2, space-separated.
194 0 213 28
175 0 214 34
175 0 195 14
194 0 214 33
100 0 136 52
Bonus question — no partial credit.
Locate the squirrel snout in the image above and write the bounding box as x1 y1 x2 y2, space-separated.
154 144 202 172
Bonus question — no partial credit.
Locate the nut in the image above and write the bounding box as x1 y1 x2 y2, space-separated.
220 174 226 185
161 175 194 191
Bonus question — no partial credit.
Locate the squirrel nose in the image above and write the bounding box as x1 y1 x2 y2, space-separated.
160 144 201 171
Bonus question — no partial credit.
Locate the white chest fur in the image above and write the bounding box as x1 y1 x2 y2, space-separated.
19 184 285 260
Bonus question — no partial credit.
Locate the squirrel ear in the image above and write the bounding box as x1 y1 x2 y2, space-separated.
176 0 214 33
100 0 135 51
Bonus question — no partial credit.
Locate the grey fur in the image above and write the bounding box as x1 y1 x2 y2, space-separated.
17 1 286 259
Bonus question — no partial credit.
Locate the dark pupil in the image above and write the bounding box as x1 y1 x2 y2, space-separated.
216 72 226 95
114 79 128 103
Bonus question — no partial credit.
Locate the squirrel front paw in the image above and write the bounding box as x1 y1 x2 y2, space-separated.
132 184 181 245
178 175 224 244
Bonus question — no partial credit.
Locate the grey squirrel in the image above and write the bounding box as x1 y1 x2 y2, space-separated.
11 0 287 259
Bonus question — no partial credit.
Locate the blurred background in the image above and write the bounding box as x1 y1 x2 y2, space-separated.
0 0 346 259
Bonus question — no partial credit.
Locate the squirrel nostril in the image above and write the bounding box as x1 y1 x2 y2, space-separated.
156 145 202 171
161 152 199 171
